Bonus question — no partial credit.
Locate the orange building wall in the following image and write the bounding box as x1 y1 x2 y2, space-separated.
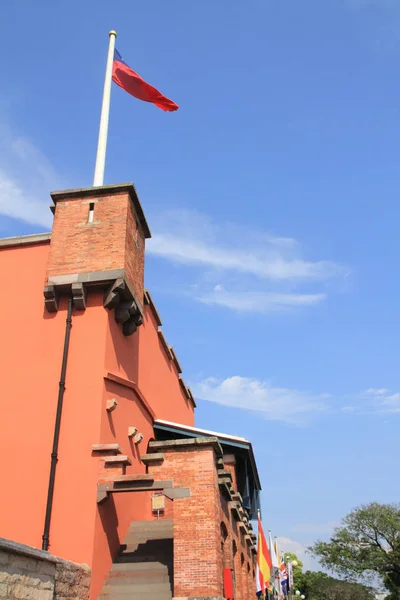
105 305 195 424
0 236 194 573
0 241 57 548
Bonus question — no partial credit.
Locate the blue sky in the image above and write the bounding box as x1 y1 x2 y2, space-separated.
2 0 400 569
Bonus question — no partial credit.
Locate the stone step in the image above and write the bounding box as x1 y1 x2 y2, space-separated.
121 542 173 554
122 535 173 545
106 573 170 583
102 583 171 594
120 539 172 553
127 521 173 530
118 552 172 562
98 591 172 600
124 531 172 540
100 518 174 600
125 527 173 537
110 561 169 572
128 519 173 531
116 554 173 563
122 532 173 546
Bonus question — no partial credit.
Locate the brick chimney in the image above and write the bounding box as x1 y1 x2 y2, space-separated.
43 183 151 335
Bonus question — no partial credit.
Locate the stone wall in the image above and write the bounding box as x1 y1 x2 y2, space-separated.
0 538 90 600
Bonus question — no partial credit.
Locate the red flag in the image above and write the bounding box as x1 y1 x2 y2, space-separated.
112 49 179 112
256 516 272 594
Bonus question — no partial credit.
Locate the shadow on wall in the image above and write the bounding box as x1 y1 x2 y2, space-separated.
107 310 139 383
98 494 120 559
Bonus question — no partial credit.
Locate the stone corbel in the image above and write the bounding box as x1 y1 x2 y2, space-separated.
71 282 87 310
103 278 143 336
43 285 59 313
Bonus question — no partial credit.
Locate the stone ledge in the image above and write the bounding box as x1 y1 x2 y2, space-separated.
92 443 122 455
216 457 224 470
178 376 197 408
169 346 182 374
149 436 223 457
0 537 58 564
157 329 170 356
0 232 51 248
141 453 164 464
104 455 132 466
144 289 162 326
0 537 90 572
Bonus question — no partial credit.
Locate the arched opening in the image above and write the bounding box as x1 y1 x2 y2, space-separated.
240 553 246 600
221 521 229 566
232 540 238 599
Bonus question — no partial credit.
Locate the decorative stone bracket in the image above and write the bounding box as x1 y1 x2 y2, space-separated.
44 282 87 312
43 274 143 337
103 278 143 336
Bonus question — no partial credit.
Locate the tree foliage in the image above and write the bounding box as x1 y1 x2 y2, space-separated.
309 502 400 598
296 571 375 600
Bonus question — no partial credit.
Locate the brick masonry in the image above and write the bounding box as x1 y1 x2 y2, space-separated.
147 438 257 600
0 538 90 600
46 186 147 304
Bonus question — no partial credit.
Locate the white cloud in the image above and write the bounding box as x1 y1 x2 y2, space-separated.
364 388 390 396
276 537 313 571
360 388 400 413
147 209 349 314
148 223 348 283
195 289 326 313
0 126 58 229
339 388 400 415
189 377 400 424
190 376 328 424
0 131 348 316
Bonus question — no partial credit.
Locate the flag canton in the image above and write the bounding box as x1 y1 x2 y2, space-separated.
114 49 128 66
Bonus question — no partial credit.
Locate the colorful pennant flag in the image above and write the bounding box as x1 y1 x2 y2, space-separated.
269 530 281 595
256 516 272 596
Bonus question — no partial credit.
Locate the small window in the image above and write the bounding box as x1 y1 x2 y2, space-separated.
88 202 95 223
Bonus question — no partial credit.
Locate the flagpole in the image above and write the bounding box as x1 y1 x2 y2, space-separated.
93 30 117 187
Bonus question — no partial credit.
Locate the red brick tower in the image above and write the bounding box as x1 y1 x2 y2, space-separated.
44 183 151 335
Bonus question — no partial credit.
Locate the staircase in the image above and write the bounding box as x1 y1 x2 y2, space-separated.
99 519 173 600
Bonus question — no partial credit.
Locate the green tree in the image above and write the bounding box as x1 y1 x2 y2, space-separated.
297 571 375 600
309 502 400 598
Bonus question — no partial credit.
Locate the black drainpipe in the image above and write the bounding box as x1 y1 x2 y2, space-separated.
42 297 73 551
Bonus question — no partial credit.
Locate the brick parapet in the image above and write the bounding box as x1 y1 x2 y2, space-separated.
46 184 150 309
147 440 256 599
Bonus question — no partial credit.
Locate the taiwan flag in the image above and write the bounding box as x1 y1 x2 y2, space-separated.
112 49 179 112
